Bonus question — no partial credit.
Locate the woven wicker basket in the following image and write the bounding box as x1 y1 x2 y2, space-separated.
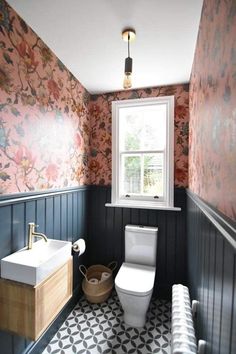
79 262 117 304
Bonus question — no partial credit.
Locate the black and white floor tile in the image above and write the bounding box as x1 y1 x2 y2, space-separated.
42 292 171 354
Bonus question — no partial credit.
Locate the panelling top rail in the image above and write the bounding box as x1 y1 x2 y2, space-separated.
0 186 89 206
187 189 236 250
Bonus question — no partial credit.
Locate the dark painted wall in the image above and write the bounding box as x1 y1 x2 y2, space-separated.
0 185 187 353
187 193 236 354
0 187 89 354
88 186 187 299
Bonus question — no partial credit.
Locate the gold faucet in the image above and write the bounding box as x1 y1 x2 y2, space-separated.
28 222 48 249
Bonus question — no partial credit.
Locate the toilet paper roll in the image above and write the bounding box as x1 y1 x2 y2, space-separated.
72 238 86 256
101 272 111 281
88 278 99 284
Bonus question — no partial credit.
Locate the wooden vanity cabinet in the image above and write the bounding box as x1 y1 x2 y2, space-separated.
0 257 72 340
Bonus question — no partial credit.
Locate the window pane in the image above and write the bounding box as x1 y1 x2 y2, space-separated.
122 155 141 194
143 105 166 150
143 153 164 197
119 104 166 151
120 108 142 151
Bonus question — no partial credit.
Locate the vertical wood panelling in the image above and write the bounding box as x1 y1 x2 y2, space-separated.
45 198 54 237
220 242 234 354
72 193 78 240
36 199 46 234
105 190 115 265
202 219 210 339
97 188 107 263
61 194 67 241
25 201 36 247
166 212 176 285
147 209 157 226
88 186 187 298
139 209 148 225
67 193 73 242
83 190 87 237
0 188 89 354
0 186 186 353
113 207 123 266
187 194 236 354
53 196 61 239
230 256 236 354
156 211 167 293
206 224 215 349
12 203 25 252
212 234 224 354
77 191 83 241
131 209 139 224
0 206 12 259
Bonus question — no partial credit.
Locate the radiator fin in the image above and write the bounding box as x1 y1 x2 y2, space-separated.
172 284 197 354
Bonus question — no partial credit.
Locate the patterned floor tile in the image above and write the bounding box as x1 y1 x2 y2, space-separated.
42 292 171 354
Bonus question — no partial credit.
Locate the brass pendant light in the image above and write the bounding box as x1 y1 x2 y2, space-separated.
122 28 136 89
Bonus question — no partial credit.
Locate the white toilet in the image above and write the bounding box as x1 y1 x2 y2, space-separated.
115 224 158 327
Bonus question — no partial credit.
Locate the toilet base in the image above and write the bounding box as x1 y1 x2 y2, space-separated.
115 285 153 328
124 312 146 328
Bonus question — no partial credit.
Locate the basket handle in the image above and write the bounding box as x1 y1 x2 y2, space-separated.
107 261 117 272
79 265 88 280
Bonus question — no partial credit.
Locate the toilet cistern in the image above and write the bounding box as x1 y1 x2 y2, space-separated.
28 222 48 249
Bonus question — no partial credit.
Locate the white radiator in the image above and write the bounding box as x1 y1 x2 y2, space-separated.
172 284 197 354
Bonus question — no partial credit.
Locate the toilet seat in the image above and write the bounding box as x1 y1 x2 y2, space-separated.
115 262 156 297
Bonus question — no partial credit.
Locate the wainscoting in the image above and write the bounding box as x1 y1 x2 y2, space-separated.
187 190 236 354
0 185 187 354
2 185 235 354
88 186 187 299
0 187 89 354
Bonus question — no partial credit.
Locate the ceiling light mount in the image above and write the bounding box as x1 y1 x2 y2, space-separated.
122 28 136 90
122 28 136 42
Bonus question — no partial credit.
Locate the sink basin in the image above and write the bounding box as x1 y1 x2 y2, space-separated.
1 239 72 286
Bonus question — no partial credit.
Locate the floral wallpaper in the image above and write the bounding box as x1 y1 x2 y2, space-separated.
0 1 190 195
189 0 236 220
89 84 189 187
0 0 90 194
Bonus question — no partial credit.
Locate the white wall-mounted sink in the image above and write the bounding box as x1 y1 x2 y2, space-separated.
1 239 72 286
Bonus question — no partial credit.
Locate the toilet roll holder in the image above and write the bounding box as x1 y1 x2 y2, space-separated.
72 238 86 256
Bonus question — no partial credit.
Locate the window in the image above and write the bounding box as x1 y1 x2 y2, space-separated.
109 96 175 209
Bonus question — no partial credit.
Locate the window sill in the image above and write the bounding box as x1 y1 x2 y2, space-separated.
105 203 181 211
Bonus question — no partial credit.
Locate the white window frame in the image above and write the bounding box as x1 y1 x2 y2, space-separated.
106 96 180 211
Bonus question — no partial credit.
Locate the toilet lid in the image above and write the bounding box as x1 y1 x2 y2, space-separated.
115 262 156 296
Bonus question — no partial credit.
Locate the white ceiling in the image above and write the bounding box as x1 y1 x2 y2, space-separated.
7 0 203 94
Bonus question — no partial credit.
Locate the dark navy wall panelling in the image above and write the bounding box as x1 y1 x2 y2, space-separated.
0 187 89 354
87 186 187 299
0 185 187 354
2 184 235 354
187 191 236 354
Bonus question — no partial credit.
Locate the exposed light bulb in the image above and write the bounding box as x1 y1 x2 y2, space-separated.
122 28 135 90
123 74 132 89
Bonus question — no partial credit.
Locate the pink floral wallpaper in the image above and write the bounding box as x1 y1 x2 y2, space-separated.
89 85 189 187
189 0 236 220
0 1 189 195
0 0 90 194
